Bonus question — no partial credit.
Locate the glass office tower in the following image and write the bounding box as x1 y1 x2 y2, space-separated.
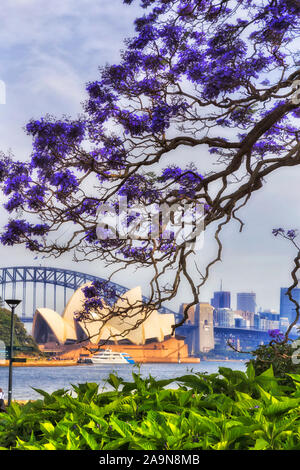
280 287 300 327
210 291 231 309
237 292 256 313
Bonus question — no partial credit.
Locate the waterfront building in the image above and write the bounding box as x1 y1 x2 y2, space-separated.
258 310 280 331
213 308 248 328
235 310 254 327
33 285 174 346
213 308 233 327
254 313 260 330
234 317 247 328
280 287 300 329
280 316 290 331
32 285 200 363
237 292 256 314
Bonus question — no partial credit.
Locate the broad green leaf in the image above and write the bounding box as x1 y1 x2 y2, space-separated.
252 438 269 450
287 373 300 383
259 366 274 378
107 373 123 391
256 385 279 404
80 428 99 450
246 362 255 381
110 415 133 438
43 442 57 450
40 421 55 435
263 398 300 417
102 437 131 450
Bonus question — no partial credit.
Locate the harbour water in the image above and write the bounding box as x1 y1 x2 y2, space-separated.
0 361 247 401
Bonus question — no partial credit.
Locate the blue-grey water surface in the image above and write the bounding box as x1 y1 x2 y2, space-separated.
0 361 247 400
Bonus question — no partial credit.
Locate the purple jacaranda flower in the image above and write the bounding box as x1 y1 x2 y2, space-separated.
268 329 284 341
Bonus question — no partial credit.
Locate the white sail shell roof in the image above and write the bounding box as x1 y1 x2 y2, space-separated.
32 283 175 345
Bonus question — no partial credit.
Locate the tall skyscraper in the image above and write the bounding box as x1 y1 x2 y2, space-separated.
280 287 300 326
210 291 231 309
237 292 256 314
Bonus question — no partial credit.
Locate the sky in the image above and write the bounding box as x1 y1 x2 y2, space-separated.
0 0 300 315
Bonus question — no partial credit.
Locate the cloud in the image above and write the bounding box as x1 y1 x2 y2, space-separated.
0 0 142 152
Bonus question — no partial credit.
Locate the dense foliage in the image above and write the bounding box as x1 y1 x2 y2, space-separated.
0 308 39 353
2 365 300 450
248 342 300 386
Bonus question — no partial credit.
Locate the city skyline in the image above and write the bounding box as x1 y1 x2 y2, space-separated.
209 285 280 313
209 285 300 317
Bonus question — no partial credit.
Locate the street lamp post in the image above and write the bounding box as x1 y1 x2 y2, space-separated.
5 299 21 407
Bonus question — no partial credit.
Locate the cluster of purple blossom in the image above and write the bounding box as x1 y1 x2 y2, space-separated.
272 228 298 240
268 329 285 341
75 281 119 321
0 219 49 250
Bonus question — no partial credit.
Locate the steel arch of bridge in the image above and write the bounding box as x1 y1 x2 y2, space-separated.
0 266 177 319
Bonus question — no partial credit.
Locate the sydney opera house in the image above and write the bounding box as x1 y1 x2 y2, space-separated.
32 284 200 363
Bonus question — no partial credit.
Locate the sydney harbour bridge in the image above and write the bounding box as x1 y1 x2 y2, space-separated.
0 265 282 352
0 266 177 321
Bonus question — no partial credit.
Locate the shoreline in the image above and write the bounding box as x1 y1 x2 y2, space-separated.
0 358 245 367
203 358 247 362
0 360 78 367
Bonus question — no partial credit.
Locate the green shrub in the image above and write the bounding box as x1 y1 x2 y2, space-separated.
247 342 300 387
2 366 300 450
0 308 40 354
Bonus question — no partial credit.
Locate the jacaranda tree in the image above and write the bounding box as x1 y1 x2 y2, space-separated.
1 0 300 336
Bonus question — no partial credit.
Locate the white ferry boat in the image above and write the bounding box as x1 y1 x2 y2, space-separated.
90 348 135 364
